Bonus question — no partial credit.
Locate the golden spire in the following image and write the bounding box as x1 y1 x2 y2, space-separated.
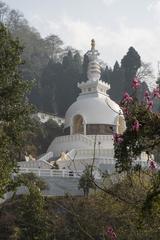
91 39 95 50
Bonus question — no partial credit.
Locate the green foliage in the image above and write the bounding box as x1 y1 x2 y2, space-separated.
6 172 48 195
0 23 33 197
113 76 160 227
44 34 63 60
0 1 152 117
81 53 89 82
0 174 51 240
115 100 160 172
40 59 58 113
1 196 53 239
17 185 49 240
56 173 160 240
58 50 82 116
102 47 150 104
17 172 48 191
1 173 160 239
0 1 84 116
108 61 125 102
121 46 141 95
78 166 96 196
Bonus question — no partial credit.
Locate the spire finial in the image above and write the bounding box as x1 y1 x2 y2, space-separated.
86 39 101 81
91 39 95 50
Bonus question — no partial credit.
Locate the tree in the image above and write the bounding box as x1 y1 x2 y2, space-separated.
108 61 125 102
79 166 96 197
55 50 82 116
101 65 112 88
44 34 63 61
0 1 84 115
74 51 82 73
40 59 58 113
113 74 160 221
0 1 9 23
39 50 82 116
81 53 89 82
115 87 160 172
121 47 141 95
135 62 153 101
155 74 160 112
0 1 50 108
0 23 33 197
6 9 28 33
136 62 153 83
17 184 50 240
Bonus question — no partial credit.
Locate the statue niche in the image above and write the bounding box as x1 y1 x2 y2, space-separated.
73 115 84 134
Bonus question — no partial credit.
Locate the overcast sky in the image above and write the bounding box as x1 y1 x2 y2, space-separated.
4 0 160 82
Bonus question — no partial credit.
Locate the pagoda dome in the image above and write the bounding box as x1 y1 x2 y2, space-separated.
65 94 122 129
63 40 124 136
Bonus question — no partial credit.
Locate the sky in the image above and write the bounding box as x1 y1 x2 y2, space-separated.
4 0 160 84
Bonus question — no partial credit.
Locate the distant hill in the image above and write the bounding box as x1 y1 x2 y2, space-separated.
0 0 154 117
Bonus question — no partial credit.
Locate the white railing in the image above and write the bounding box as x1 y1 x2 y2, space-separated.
54 134 94 146
18 168 83 178
76 148 114 158
54 134 113 144
89 135 113 141
76 157 116 166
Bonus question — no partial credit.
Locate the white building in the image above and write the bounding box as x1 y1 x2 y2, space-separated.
47 39 128 173
16 39 148 189
32 112 64 125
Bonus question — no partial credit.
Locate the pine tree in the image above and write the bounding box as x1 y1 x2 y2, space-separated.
121 47 141 95
40 59 58 113
101 65 111 84
74 52 82 73
56 51 82 116
109 61 125 102
81 53 89 82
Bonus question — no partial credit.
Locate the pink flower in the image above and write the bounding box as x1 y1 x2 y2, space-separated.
152 87 160 98
147 100 153 111
132 78 141 89
107 226 114 235
123 92 133 103
123 107 129 115
113 133 123 144
149 160 157 170
111 232 117 240
106 226 117 240
132 120 141 132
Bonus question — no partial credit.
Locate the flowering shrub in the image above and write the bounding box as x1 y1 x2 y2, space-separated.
122 92 133 103
132 77 141 89
114 78 160 172
113 133 123 144
132 119 141 132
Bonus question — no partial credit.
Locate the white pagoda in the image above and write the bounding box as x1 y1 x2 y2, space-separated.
47 40 127 173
